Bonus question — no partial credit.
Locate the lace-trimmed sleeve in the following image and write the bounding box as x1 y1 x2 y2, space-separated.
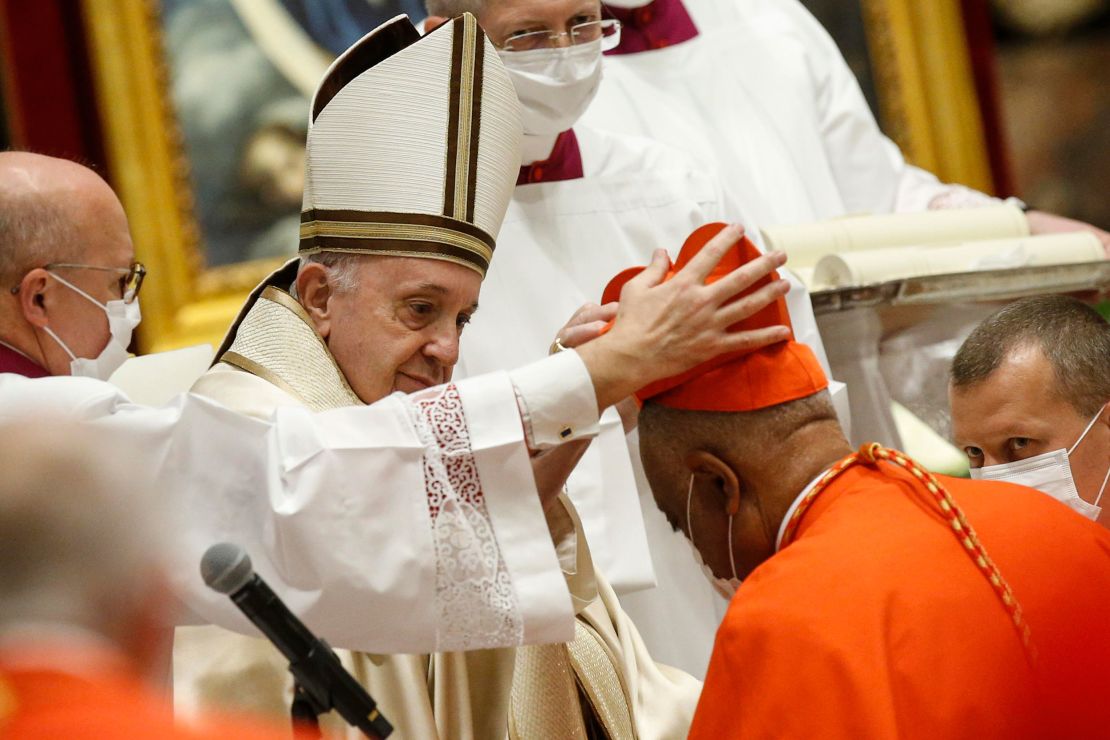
400 382 525 651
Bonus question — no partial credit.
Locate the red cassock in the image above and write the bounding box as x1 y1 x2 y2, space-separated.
0 660 291 739
689 463 1110 739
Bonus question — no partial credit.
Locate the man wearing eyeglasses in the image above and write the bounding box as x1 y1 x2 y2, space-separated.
0 152 145 381
571 0 1109 672
0 131 770 642
423 0 843 681
0 15 785 737
172 13 739 737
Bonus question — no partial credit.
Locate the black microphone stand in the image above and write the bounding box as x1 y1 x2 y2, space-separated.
199 544 392 739
283 639 392 739
291 681 325 738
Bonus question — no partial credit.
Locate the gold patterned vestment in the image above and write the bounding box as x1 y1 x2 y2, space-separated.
173 283 701 739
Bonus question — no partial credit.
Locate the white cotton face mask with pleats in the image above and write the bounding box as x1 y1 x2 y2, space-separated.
497 39 604 136
42 272 141 381
970 405 1109 522
686 475 743 600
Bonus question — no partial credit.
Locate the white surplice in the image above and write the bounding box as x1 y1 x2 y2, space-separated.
587 0 999 227
456 125 836 677
171 281 605 739
0 347 602 656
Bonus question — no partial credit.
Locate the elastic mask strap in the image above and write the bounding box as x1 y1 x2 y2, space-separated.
47 271 108 312
41 326 77 361
686 474 696 547
1069 403 1107 455
727 514 738 581
690 473 741 579
1073 402 1109 510
1095 466 1110 509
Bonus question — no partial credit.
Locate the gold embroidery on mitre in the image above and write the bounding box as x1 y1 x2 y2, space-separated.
221 286 362 411
442 14 485 225
296 247 489 277
453 15 478 220
298 219 494 265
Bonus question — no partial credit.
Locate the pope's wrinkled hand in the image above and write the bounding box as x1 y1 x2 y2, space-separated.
575 224 791 412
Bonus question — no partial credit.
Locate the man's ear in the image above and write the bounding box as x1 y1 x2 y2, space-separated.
18 269 51 328
684 449 742 516
295 263 334 339
424 15 448 33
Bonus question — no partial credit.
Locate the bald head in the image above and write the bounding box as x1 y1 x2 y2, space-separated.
0 153 135 373
0 152 127 285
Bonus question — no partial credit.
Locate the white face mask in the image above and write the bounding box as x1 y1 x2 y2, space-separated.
686 475 743 599
497 40 604 136
603 0 652 6
42 272 141 381
970 405 1109 522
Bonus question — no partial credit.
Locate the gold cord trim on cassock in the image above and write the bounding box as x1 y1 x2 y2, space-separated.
219 286 362 412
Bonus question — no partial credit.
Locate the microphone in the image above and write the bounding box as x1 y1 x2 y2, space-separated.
201 543 392 739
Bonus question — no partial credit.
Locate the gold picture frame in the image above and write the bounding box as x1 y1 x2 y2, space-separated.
81 0 996 353
82 0 288 353
861 0 995 194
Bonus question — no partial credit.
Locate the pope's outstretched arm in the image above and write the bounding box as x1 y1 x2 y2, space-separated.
0 227 787 654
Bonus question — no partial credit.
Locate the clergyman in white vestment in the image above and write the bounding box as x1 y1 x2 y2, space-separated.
425 0 844 678
0 15 777 677
0 144 583 658
172 12 784 738
170 17 593 737
589 0 1110 243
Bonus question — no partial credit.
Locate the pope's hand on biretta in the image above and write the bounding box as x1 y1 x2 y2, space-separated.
577 224 791 410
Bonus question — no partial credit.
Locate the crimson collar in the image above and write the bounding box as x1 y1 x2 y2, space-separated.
0 342 48 378
517 130 585 185
604 0 699 55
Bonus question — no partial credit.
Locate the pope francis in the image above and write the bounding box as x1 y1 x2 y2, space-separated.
173 13 782 739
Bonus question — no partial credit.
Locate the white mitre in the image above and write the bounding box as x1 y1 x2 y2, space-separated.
217 13 522 364
298 12 522 278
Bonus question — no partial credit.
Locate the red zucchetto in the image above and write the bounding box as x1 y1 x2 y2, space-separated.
601 223 828 411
